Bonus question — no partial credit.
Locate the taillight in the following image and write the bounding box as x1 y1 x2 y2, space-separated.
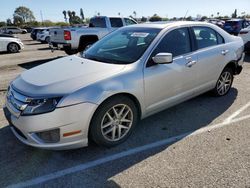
239 31 249 34
64 30 71 40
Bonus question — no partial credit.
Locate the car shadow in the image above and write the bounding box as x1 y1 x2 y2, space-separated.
18 56 64 69
37 47 51 51
25 43 43 45
0 88 238 187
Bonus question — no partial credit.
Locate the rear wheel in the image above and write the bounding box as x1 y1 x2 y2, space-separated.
45 36 50 43
90 96 138 147
7 43 19 53
64 47 78 55
212 67 233 96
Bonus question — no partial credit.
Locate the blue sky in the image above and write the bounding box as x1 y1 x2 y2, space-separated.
0 0 249 22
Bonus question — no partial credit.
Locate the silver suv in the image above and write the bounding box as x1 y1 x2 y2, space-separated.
3 21 244 150
2 27 27 34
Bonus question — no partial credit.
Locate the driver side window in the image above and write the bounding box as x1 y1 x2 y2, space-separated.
147 27 191 67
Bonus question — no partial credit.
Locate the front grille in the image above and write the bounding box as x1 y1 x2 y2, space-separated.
6 86 30 116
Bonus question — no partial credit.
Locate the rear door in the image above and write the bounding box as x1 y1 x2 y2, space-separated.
191 26 227 90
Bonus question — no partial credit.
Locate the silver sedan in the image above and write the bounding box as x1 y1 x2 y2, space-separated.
3 21 244 149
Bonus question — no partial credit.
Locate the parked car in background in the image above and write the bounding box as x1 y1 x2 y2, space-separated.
206 19 225 28
23 26 33 33
30 27 47 40
223 19 249 35
3 21 244 149
37 27 60 43
36 28 50 43
239 25 250 52
1 27 27 34
0 34 24 53
49 16 137 55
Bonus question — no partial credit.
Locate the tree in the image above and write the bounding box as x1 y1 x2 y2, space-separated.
133 11 137 19
63 10 67 22
149 14 162 22
217 12 220 18
232 9 237 18
6 18 12 26
185 16 193 21
0 21 6 27
80 8 84 20
201 16 208 21
141 16 147 22
13 6 35 23
13 15 24 26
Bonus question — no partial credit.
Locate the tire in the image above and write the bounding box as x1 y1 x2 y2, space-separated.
7 43 19 53
78 40 97 52
64 48 78 55
211 67 234 97
90 96 138 147
8 31 13 34
45 36 50 44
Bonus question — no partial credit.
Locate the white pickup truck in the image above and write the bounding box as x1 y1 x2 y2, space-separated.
49 16 137 55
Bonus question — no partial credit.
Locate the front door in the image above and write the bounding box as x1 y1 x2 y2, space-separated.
144 27 198 115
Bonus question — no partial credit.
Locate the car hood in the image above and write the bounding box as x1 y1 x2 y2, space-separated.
12 55 126 97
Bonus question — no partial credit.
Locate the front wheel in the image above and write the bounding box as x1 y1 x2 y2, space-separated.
45 36 50 43
7 43 19 53
90 96 138 147
212 67 234 96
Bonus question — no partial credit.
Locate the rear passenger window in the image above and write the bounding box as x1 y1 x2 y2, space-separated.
153 28 191 57
193 27 224 49
110 18 123 27
217 33 224 44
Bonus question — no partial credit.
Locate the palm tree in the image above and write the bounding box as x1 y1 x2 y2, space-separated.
80 8 84 20
63 10 67 22
133 11 137 19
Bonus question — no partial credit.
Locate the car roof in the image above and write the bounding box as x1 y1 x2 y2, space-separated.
226 19 244 22
126 21 216 29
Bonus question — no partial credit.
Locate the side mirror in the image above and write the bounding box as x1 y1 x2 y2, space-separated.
152 53 173 64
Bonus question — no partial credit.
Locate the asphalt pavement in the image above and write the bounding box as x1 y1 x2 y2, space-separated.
0 34 249 188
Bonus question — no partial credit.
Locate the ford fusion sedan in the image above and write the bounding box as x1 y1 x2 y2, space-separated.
0 34 24 53
4 21 244 150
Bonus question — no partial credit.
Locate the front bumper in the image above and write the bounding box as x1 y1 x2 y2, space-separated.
3 102 97 150
49 42 70 51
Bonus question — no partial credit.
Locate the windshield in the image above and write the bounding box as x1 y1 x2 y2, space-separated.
83 27 161 64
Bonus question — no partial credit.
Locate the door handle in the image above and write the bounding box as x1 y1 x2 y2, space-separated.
221 50 229 55
186 60 197 68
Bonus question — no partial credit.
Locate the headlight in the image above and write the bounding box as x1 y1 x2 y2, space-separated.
22 97 62 115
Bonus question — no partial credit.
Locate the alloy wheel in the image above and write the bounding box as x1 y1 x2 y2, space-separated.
216 71 232 95
8 43 19 53
101 104 133 142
